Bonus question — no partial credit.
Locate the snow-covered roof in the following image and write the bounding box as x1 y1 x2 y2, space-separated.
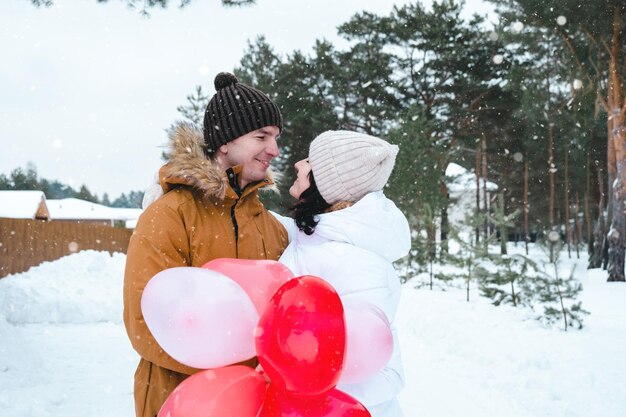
46 198 142 222
0 190 50 219
125 218 138 229
446 162 498 193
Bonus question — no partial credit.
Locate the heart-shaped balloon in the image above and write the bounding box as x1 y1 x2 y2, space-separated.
258 383 371 417
158 366 266 417
203 258 294 314
339 299 394 384
255 275 346 395
141 267 259 369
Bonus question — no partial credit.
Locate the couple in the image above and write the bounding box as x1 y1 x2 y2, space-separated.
123 72 410 417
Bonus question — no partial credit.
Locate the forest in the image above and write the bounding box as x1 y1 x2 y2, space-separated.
172 0 626 282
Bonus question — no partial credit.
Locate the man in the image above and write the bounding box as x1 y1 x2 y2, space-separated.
123 72 288 417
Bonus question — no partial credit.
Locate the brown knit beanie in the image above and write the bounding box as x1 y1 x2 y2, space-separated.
203 72 283 155
308 130 399 205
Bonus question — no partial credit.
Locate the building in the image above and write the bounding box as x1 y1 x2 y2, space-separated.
46 198 142 228
0 190 50 220
0 191 141 228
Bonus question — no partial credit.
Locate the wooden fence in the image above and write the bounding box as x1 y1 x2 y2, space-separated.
0 218 133 279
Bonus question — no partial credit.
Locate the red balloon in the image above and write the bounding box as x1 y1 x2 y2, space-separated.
255 275 346 395
258 384 371 417
203 258 295 314
158 366 266 417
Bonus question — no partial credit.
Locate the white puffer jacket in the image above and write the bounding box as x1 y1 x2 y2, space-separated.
272 191 411 417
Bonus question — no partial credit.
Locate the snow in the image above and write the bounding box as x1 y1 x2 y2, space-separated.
46 198 142 225
1 248 625 417
446 162 498 194
0 251 136 417
0 190 47 219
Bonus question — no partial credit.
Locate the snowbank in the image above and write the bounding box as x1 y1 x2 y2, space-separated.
0 250 126 324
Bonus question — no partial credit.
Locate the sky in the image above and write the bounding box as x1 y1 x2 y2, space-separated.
0 0 495 200
1 245 625 416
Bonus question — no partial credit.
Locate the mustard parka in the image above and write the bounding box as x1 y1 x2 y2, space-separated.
123 122 288 417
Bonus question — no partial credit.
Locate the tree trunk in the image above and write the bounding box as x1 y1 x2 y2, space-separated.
548 122 555 229
440 181 449 256
476 145 481 244
564 141 571 258
427 222 436 260
482 134 489 239
499 192 508 255
589 167 606 269
604 64 616 271
584 152 592 254
575 192 582 259
603 113 614 271
524 156 530 255
606 6 625 282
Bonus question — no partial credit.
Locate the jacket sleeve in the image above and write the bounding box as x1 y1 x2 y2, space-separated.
123 201 199 375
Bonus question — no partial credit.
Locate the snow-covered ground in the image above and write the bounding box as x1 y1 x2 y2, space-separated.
0 248 625 417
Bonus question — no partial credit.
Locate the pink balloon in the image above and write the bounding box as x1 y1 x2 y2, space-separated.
258 383 371 417
203 258 294 314
158 366 266 417
339 299 394 384
141 267 259 369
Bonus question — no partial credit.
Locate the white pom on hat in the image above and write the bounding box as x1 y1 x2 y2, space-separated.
308 130 399 205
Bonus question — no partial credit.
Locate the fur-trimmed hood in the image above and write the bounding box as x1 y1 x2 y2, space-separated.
159 122 226 200
142 122 277 209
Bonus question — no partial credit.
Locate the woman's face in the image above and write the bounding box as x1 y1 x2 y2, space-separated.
289 158 312 199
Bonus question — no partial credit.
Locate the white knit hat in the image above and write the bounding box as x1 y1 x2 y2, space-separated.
308 130 399 205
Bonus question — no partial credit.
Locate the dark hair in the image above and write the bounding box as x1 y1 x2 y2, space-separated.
292 172 331 235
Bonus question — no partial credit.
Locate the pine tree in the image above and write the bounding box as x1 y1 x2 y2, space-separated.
476 253 541 307
400 203 439 288
477 192 545 309
384 0 513 251
8 163 39 190
76 185 98 203
112 193 130 208
176 85 209 127
531 235 589 330
0 173 10 190
46 180 76 199
127 190 145 208
386 107 446 259
110 191 143 208
441 210 492 302
331 11 401 135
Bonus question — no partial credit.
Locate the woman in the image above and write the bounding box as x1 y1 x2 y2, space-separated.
273 130 411 417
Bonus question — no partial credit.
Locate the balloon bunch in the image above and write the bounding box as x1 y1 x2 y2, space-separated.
140 259 394 417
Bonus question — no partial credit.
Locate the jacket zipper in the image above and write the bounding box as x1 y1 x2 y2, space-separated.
227 168 241 258
231 202 239 258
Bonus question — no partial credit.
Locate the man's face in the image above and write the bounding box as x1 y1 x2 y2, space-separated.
220 126 280 188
